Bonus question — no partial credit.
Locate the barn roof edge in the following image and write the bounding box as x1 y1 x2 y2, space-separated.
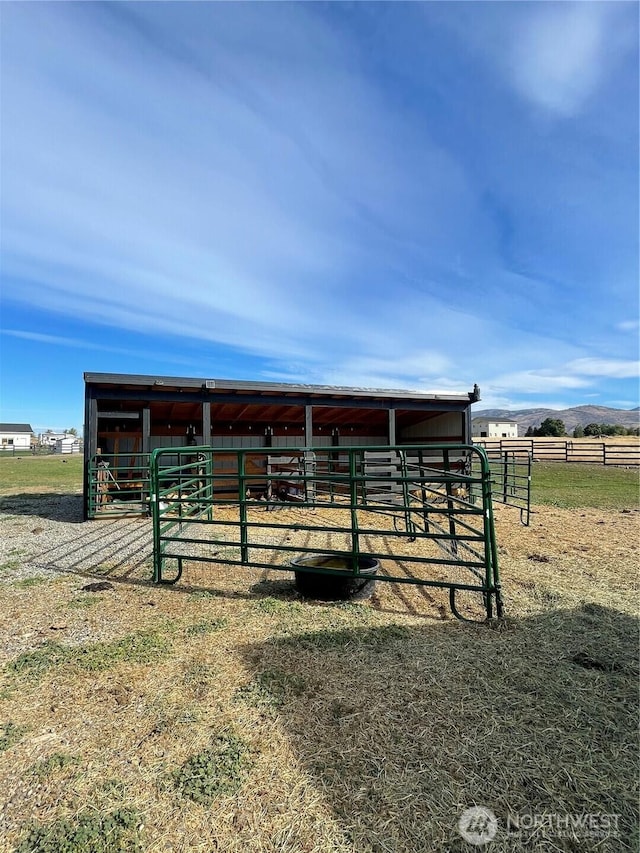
83 372 477 403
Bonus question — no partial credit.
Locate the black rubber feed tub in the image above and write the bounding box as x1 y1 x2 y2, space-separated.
291 554 379 601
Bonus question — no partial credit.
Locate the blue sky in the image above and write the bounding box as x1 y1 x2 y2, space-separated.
1 2 638 433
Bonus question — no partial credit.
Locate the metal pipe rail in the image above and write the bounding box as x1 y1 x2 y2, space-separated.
473 450 532 525
150 443 502 621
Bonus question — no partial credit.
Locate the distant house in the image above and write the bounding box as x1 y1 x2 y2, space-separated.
472 418 519 439
54 436 81 454
0 423 33 450
40 431 71 447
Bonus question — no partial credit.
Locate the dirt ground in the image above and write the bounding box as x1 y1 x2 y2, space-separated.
0 495 638 852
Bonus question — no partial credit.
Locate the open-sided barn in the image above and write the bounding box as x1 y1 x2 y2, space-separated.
83 372 480 518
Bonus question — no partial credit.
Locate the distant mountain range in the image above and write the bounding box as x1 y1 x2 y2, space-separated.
473 405 640 432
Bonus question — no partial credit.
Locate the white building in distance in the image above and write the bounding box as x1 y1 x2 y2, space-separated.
472 418 519 439
0 423 33 450
40 431 74 447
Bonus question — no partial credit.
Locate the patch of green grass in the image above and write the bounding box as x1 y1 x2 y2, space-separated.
181 662 218 699
277 623 410 651
30 752 80 778
0 454 83 495
189 589 215 600
13 576 48 589
172 732 253 805
97 778 127 797
6 631 171 681
5 643 68 679
532 585 563 606
184 617 227 637
253 596 304 615
0 720 28 752
15 807 142 853
235 668 307 711
66 596 102 610
532 462 639 509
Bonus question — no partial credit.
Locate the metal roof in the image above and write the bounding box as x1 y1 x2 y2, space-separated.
0 423 33 433
84 372 478 404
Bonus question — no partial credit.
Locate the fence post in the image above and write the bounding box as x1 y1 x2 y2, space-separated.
503 454 508 503
238 450 249 564
603 443 606 466
348 449 360 572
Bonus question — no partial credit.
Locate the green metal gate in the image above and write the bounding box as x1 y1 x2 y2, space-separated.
87 452 151 518
150 443 503 621
473 449 532 525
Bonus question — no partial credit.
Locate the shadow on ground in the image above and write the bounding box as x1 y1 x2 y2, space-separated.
2 495 474 619
0 493 84 522
241 604 639 852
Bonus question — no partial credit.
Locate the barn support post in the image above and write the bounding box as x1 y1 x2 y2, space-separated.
202 401 211 445
463 410 471 444
304 405 313 449
83 395 98 519
87 397 98 459
388 408 396 445
142 408 150 454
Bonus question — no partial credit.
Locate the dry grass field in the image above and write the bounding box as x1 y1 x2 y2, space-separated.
0 456 638 852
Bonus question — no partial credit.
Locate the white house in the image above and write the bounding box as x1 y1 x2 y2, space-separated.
472 418 519 439
0 423 34 450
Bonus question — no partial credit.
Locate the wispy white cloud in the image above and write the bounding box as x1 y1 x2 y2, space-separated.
486 370 589 396
0 2 503 388
424 1 636 118
564 358 639 379
478 357 639 408
508 3 611 116
0 2 637 412
1 328 205 369
617 320 640 333
3 330 89 347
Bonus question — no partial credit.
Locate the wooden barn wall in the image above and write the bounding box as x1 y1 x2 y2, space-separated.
399 412 465 442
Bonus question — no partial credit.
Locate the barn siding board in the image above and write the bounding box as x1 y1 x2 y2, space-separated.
400 412 463 441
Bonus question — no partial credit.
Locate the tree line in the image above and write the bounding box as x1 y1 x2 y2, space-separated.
525 418 640 438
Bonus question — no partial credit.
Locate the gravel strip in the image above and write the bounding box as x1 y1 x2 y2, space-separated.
0 493 154 584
